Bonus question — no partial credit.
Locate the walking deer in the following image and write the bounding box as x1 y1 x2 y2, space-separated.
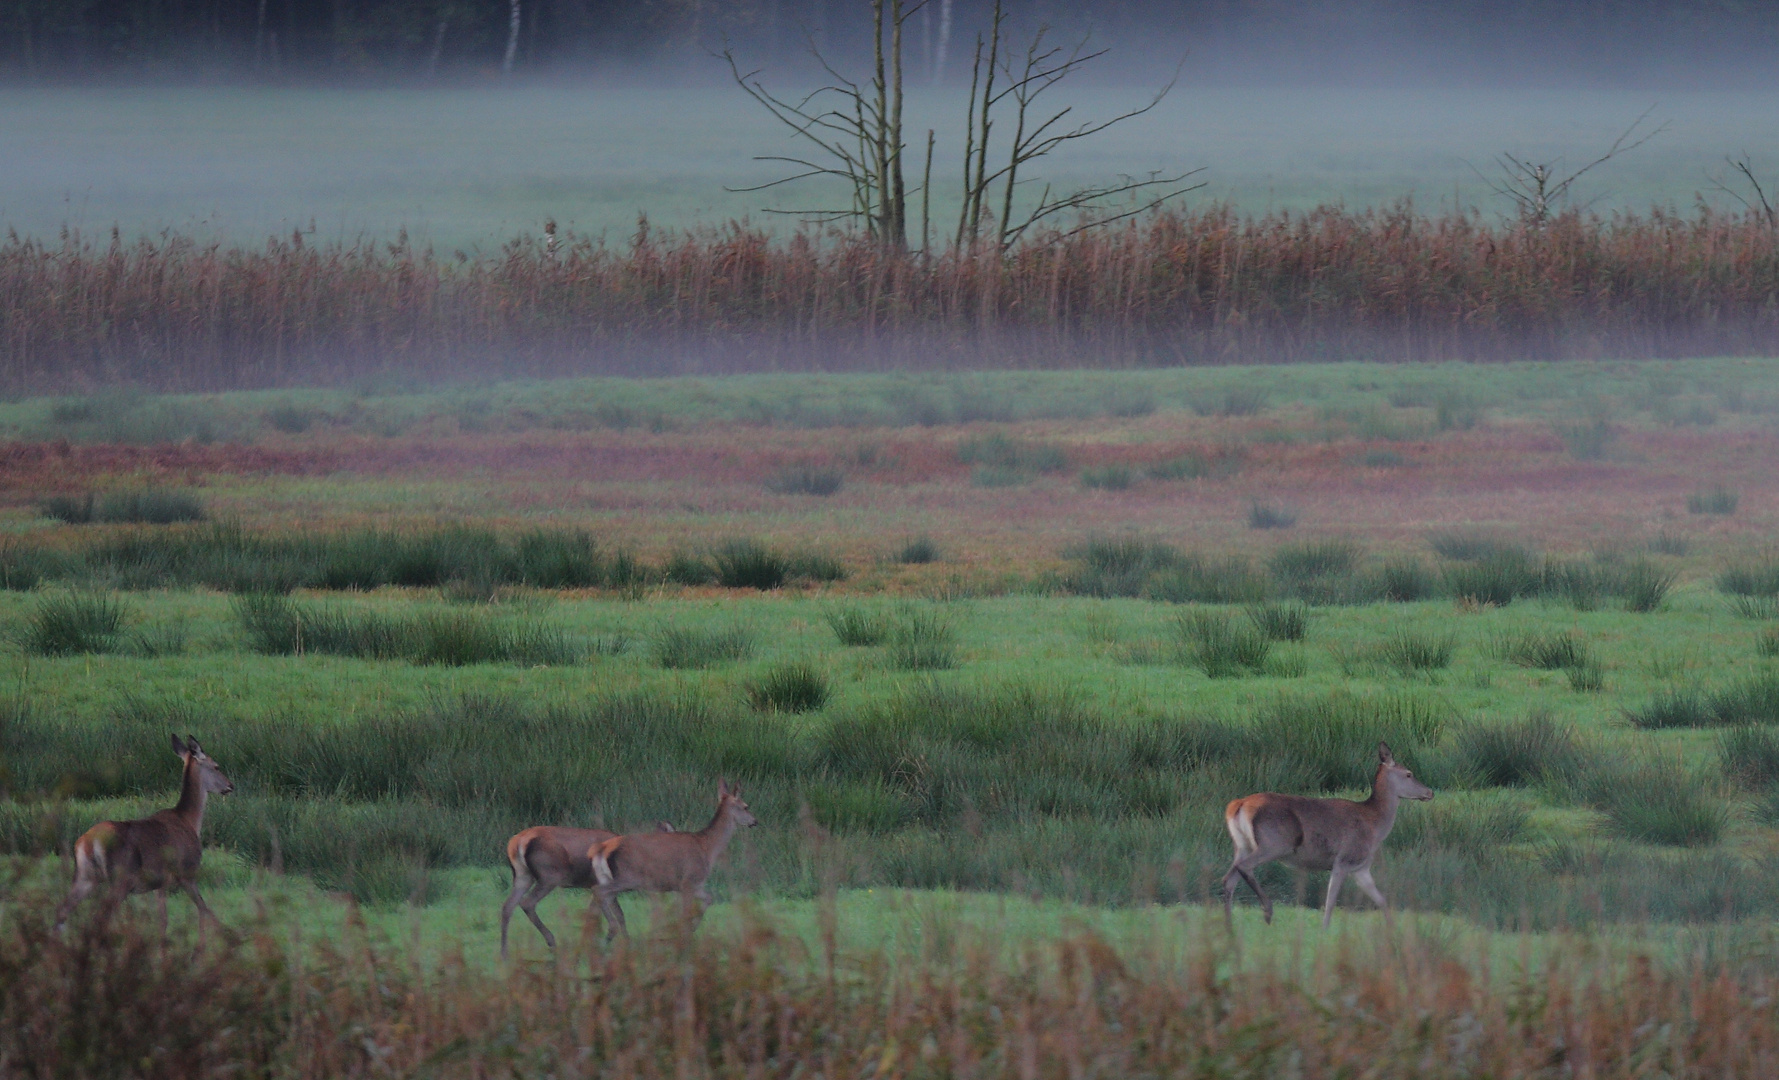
587 779 757 941
500 820 675 959
1223 742 1432 928
56 735 234 945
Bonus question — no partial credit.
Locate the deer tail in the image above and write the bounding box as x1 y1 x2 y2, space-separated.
589 837 621 886
1224 797 1260 856
506 832 534 886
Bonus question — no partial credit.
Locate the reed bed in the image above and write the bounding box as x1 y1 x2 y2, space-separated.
13 893 1779 1080
7 203 1779 390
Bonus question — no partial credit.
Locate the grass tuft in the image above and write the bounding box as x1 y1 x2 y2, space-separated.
747 662 831 713
1687 485 1739 515
1581 751 1727 847
1170 610 1271 677
894 536 940 564
1494 629 1592 671
21 591 132 655
1079 465 1134 491
826 607 889 647
1246 501 1297 530
765 465 845 496
887 609 960 671
1376 628 1456 673
712 539 788 590
1447 713 1586 788
654 625 757 669
1245 602 1307 642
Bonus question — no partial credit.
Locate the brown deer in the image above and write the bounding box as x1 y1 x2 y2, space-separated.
56 734 234 944
500 819 675 959
587 779 757 941
1222 742 1432 928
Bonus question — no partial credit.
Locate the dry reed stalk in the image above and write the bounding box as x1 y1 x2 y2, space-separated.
4 203 1778 392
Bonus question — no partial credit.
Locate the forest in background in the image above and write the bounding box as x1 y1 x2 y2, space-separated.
8 0 1779 84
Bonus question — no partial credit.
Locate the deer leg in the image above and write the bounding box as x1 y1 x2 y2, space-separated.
594 886 628 942
56 875 97 932
500 876 552 959
520 883 559 950
182 883 220 952
157 888 170 937
1352 868 1392 919
1321 865 1351 929
1224 856 1273 925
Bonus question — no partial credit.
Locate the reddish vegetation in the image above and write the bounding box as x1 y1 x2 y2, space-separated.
6 204 1778 391
7 895 1779 1079
13 414 1774 567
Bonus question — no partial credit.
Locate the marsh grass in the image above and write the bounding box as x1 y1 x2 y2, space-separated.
37 490 206 525
1062 540 1268 605
1428 530 1526 562
1246 501 1298 530
654 625 757 669
1444 549 1541 606
1556 417 1614 460
1245 602 1307 642
1648 530 1691 556
1618 559 1679 613
711 540 789 589
1171 610 1271 677
887 609 959 671
747 663 831 713
233 594 579 666
1687 485 1739 515
1145 452 1228 481
1758 626 1779 659
1580 751 1728 847
1626 673 1779 728
1079 464 1134 491
1730 595 1779 620
1494 629 1592 671
20 591 132 655
1719 726 1779 790
1445 713 1588 788
765 465 845 497
1375 628 1456 673
894 537 940 564
957 435 1068 477
1720 559 1779 600
825 607 889 647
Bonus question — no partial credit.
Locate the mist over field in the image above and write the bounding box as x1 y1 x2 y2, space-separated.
5 84 1779 249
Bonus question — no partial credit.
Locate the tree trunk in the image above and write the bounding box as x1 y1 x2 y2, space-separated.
502 0 520 73
934 0 950 83
428 7 447 75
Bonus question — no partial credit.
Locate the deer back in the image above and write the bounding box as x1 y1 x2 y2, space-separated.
591 831 719 892
95 812 203 890
1237 792 1390 872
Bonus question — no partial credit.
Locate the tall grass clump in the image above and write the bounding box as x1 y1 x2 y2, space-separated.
1556 417 1614 460
654 625 757 669
1580 751 1728 847
1062 539 1268 604
1268 538 1362 602
1618 559 1679 613
957 435 1067 484
1626 674 1779 728
765 465 844 496
1170 610 1271 677
825 607 888 646
1079 464 1134 491
1719 559 1779 600
20 591 132 655
747 662 831 713
1649 530 1691 556
1720 726 1779 790
37 489 206 525
894 536 940 564
1428 530 1522 562
1687 485 1739 515
1253 692 1448 790
1759 626 1779 659
1245 602 1307 642
711 539 788 590
1375 628 1456 673
233 594 579 666
1444 549 1542 606
1445 713 1587 788
1494 629 1592 670
888 609 959 671
1246 501 1297 530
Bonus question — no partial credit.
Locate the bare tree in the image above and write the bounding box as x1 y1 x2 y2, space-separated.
958 3 1200 250
724 0 925 250
728 0 1195 255
1709 154 1777 229
501 0 520 74
1474 106 1668 225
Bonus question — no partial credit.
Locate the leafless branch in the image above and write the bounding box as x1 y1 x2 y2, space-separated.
1474 105 1668 225
1708 154 1778 229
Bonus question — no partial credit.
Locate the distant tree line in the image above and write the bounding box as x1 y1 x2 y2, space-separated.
6 0 1779 81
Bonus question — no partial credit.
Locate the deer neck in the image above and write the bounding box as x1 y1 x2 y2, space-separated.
695 805 742 867
1363 767 1400 837
172 759 208 838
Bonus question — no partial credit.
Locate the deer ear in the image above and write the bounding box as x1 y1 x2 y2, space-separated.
171 733 189 756
186 735 203 756
718 777 729 797
1378 741 1394 764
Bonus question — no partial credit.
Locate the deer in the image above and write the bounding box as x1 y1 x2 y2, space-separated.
500 819 675 959
1222 742 1432 929
587 779 757 942
55 734 235 946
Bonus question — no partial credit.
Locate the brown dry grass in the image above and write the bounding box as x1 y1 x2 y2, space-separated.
7 203 1779 391
8 883 1779 1079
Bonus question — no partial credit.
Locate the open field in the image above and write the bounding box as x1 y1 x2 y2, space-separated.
6 85 1779 249
6 358 1779 1073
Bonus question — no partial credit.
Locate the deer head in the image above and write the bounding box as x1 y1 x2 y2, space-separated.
1376 742 1432 801
173 734 235 795
718 778 757 828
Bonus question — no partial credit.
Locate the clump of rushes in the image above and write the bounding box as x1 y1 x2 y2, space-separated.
1079 465 1133 491
1245 602 1307 642
1687 485 1739 515
1247 502 1297 530
1494 629 1591 670
711 539 788 589
826 607 888 647
22 591 131 655
654 625 757 669
1171 610 1270 677
1619 559 1678 613
1581 750 1727 847
765 465 844 496
894 536 939 564
37 489 206 525
888 608 959 671
747 662 831 713
1376 628 1456 673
